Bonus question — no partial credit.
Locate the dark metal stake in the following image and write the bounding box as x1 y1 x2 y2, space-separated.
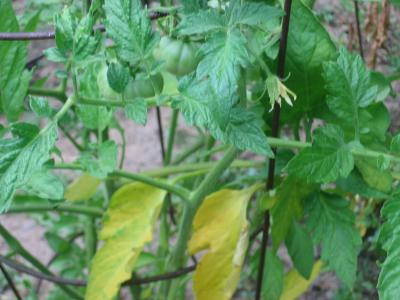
353 0 365 60
0 262 22 300
255 0 294 299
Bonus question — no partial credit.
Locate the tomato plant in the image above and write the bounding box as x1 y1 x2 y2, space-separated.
0 0 400 300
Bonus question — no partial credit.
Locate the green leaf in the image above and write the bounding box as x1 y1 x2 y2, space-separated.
197 29 249 98
305 192 361 287
77 63 114 130
78 141 118 179
355 157 392 193
286 125 354 184
181 0 208 14
378 192 400 300
336 169 389 199
104 0 159 67
282 0 336 123
175 75 272 156
391 133 400 154
124 98 148 125
86 183 166 300
261 250 284 300
177 10 226 35
23 170 64 200
29 96 54 118
52 7 100 62
0 0 31 121
285 220 314 279
323 47 377 137
189 187 259 300
227 0 283 27
107 62 130 93
0 123 58 211
271 176 314 250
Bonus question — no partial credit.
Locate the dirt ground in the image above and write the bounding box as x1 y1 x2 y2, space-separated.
1 0 400 299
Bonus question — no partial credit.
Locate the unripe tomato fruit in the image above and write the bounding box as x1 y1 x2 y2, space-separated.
154 37 199 77
96 64 120 100
124 73 164 99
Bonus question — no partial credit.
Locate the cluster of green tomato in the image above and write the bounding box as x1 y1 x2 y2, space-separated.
97 37 199 100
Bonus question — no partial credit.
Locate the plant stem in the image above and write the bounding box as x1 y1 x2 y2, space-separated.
28 87 67 102
0 224 83 299
172 138 206 165
6 203 103 217
164 146 239 300
165 109 179 165
111 170 190 200
84 216 97 266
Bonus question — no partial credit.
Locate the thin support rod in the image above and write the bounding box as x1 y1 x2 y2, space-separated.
255 1 293 299
0 254 195 287
0 262 22 300
353 0 365 60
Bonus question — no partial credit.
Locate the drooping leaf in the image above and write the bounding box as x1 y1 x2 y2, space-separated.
305 192 361 287
104 0 159 67
64 173 102 202
378 192 400 300
271 176 314 250
0 123 58 211
78 141 118 179
86 183 166 300
285 220 314 279
286 125 354 184
124 98 148 125
281 0 336 123
323 47 377 138
0 0 32 121
188 186 259 300
280 260 322 300
261 250 284 300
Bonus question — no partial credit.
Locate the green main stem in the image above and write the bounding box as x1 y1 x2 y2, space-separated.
163 146 239 300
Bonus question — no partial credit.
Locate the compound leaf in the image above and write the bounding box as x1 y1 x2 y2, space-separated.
188 186 258 300
271 176 314 250
282 0 336 123
286 125 354 184
0 123 58 212
323 47 377 138
378 192 400 300
104 0 159 67
86 183 166 300
305 192 361 287
0 0 31 121
261 250 284 300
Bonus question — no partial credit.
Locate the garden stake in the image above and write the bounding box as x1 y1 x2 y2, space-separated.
255 0 293 299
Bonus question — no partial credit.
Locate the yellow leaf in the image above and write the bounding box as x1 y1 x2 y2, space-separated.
85 183 166 300
64 173 101 201
280 260 322 300
189 186 258 300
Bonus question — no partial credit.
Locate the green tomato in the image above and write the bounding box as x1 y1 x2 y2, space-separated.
154 37 199 77
96 64 120 100
124 73 164 99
